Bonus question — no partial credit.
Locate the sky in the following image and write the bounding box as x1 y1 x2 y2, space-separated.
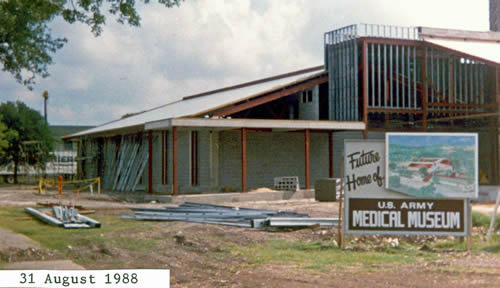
0 0 491 126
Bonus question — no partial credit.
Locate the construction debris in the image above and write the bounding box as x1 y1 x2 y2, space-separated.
25 206 101 229
123 202 338 229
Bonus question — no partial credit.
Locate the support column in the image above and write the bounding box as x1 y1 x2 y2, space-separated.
305 129 310 189
148 130 153 194
422 48 428 130
496 68 499 184
362 40 368 139
172 127 178 196
241 128 247 192
329 131 333 178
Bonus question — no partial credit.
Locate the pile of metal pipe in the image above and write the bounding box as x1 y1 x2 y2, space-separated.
123 202 338 229
25 206 101 229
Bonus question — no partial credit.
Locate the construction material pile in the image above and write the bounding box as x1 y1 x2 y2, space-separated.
123 202 338 229
25 206 101 229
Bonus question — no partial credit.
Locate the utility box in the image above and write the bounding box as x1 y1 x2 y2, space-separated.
315 178 340 202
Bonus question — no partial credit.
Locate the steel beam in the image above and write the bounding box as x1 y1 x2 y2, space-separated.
305 129 310 189
148 130 153 194
172 126 178 196
241 127 247 192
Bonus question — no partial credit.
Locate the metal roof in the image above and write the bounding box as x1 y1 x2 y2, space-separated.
423 38 500 65
67 66 325 138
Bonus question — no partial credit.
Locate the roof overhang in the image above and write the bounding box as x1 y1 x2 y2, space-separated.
423 38 500 67
145 118 365 131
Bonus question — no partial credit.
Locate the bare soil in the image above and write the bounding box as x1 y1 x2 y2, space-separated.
1 185 500 287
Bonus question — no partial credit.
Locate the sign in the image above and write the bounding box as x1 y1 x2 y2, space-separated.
347 198 468 236
386 133 478 199
343 139 404 198
343 139 470 237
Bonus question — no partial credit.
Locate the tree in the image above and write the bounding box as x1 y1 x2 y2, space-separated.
0 115 17 157
0 0 182 89
418 167 428 178
0 101 54 183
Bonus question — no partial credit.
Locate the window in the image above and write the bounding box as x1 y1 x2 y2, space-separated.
302 89 313 103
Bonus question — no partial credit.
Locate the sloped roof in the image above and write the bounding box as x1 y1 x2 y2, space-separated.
423 38 500 65
66 66 325 138
419 26 500 66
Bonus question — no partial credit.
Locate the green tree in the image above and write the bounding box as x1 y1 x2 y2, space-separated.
0 115 17 157
418 167 428 178
0 0 182 89
0 101 54 183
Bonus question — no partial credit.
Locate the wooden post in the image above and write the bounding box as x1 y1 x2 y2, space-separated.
241 127 247 192
98 177 101 194
496 68 499 184
337 158 345 249
329 132 333 178
362 40 368 139
305 129 310 189
148 130 153 194
172 127 178 196
58 176 63 196
467 201 473 251
487 191 500 240
422 49 428 130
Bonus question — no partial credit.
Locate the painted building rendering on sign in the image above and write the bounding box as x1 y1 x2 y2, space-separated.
386 133 478 199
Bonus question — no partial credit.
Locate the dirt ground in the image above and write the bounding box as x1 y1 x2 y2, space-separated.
1 185 500 287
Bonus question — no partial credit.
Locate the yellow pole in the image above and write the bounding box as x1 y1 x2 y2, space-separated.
38 177 43 194
98 177 101 194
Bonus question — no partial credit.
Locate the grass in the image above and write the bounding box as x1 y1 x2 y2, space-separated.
228 240 436 272
0 207 157 253
2 206 500 273
472 211 500 230
430 233 500 254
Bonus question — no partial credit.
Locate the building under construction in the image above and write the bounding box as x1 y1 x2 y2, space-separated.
65 23 499 196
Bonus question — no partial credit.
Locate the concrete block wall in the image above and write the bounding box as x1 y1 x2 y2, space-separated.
218 130 329 191
149 129 332 194
151 129 215 194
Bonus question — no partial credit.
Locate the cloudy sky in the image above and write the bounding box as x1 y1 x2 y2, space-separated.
0 0 490 126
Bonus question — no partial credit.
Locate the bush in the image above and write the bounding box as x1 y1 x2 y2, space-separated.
472 211 490 228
